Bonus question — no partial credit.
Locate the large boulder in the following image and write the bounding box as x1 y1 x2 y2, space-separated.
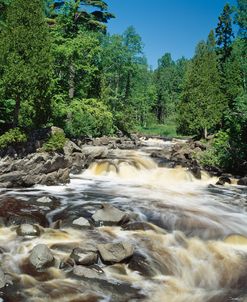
98 241 134 263
29 244 54 269
92 204 129 226
238 177 247 186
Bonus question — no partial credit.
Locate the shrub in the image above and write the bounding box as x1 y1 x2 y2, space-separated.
0 128 27 150
65 98 113 137
42 131 67 152
198 131 230 168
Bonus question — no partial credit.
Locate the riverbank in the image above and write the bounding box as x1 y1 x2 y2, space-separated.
0 128 246 189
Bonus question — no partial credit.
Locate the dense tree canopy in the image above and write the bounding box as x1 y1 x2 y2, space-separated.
0 0 246 173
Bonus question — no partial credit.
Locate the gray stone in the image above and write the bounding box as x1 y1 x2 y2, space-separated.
29 244 54 269
98 242 134 263
92 204 129 226
70 248 98 266
72 217 91 228
73 265 104 279
16 224 40 237
36 196 53 204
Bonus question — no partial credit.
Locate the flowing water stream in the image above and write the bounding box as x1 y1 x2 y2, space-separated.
0 141 247 302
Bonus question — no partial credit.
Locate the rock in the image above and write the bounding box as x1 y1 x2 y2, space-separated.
216 175 231 186
128 253 156 277
92 204 129 226
29 244 54 269
0 268 7 289
16 224 40 237
0 197 49 227
36 196 53 204
190 165 201 180
122 221 157 232
73 265 104 279
81 146 108 160
238 177 247 186
63 140 82 156
72 217 91 228
50 126 64 136
70 248 98 266
98 242 134 263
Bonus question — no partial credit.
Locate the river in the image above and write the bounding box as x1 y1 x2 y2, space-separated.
0 140 247 302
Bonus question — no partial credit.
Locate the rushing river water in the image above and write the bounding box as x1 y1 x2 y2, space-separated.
0 141 247 302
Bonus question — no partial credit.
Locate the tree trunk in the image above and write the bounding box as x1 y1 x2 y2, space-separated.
68 64 75 99
204 127 208 139
13 97 20 127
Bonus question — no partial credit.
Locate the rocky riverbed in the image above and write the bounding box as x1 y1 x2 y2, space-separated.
0 134 247 301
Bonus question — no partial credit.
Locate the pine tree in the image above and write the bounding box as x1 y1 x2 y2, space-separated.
0 0 53 128
215 3 234 62
178 31 225 138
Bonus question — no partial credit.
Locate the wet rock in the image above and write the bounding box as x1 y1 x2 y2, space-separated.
92 204 129 226
73 265 104 279
70 248 98 266
16 224 40 237
128 252 156 277
216 175 232 186
72 217 91 228
98 241 134 263
190 165 201 179
0 197 49 227
122 221 157 231
36 196 53 204
238 177 247 186
0 268 7 289
29 244 54 269
59 257 75 272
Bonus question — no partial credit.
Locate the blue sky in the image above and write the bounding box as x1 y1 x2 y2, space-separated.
106 0 237 68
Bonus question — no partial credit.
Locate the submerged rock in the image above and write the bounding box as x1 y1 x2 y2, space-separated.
98 242 134 263
92 204 129 226
72 217 91 228
16 224 40 237
73 265 104 279
29 244 54 269
70 248 98 266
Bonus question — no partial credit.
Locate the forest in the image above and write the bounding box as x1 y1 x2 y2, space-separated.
0 0 246 174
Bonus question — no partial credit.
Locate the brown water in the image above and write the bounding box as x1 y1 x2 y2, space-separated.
0 147 247 302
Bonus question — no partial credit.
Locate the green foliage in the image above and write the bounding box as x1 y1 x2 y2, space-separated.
199 131 230 168
42 131 67 152
0 128 27 150
178 33 225 138
0 0 53 128
136 121 178 138
215 3 235 62
64 98 113 137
